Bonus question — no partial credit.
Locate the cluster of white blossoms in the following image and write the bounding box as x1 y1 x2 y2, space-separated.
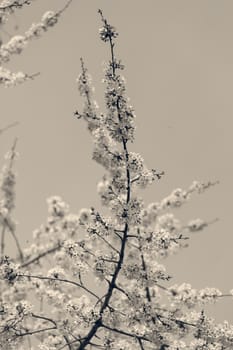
0 141 22 263
1 7 233 350
0 66 26 86
0 156 16 213
47 195 69 222
168 283 223 308
0 1 70 86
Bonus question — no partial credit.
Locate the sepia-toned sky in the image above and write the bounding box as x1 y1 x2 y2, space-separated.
1 0 233 322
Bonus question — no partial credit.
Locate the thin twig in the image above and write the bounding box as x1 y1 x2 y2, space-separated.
20 243 61 268
0 121 19 135
19 273 100 300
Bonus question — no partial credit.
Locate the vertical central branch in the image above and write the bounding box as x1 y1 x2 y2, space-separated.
77 15 131 349
78 147 131 350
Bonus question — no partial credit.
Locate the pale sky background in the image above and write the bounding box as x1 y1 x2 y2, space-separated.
1 0 233 323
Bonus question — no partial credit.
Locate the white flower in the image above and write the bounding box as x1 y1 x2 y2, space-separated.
4 149 19 161
66 295 91 316
63 239 79 257
47 267 65 279
188 218 207 232
189 180 218 194
156 213 180 231
47 196 69 218
198 287 222 302
0 67 27 86
26 22 45 38
79 208 92 224
168 283 198 308
41 11 57 27
0 204 8 218
128 152 144 173
14 300 33 316
0 35 28 63
99 25 118 42
161 188 188 208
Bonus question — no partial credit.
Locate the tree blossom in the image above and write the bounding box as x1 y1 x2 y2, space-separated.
0 0 73 86
0 7 232 350
187 218 208 232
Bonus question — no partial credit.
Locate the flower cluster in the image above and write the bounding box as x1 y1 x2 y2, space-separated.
168 283 222 308
0 2 71 86
98 9 118 42
76 58 100 132
0 256 19 284
47 195 69 221
0 7 231 350
0 66 27 86
0 11 58 65
140 180 218 229
0 150 17 213
188 218 207 232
